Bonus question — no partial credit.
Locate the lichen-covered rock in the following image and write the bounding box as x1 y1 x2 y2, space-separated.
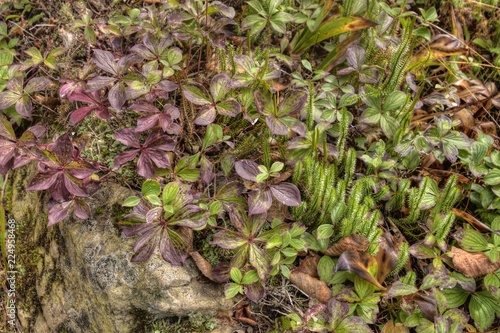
11 167 233 333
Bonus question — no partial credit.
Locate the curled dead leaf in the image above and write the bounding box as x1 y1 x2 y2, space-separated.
376 232 401 283
289 271 332 303
452 208 500 236
449 246 500 278
324 234 369 256
336 250 386 290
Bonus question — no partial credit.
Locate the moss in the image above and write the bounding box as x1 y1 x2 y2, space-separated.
145 313 218 333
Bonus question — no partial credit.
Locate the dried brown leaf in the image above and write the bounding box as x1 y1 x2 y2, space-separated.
289 271 332 303
190 251 216 282
324 234 369 256
452 208 500 236
336 250 386 290
449 246 500 278
381 319 409 333
376 232 400 283
296 254 320 278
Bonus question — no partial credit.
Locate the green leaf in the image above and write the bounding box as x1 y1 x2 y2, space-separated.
242 15 267 36
317 255 335 283
384 91 407 112
25 47 43 64
269 161 284 174
182 84 211 105
413 27 431 41
380 115 399 138
145 194 162 206
230 267 243 283
142 179 161 197
178 168 200 182
122 196 140 207
255 173 268 183
442 286 469 308
484 169 500 186
386 281 418 298
460 229 489 252
249 245 270 280
242 270 259 285
225 283 243 298
354 275 375 299
162 182 179 205
361 107 380 124
317 224 334 239
84 27 96 44
470 291 499 331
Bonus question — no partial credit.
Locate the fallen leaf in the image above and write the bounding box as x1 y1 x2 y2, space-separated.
381 319 410 333
289 270 332 303
376 232 401 283
324 234 369 256
452 208 500 236
190 251 216 282
448 246 500 278
336 250 386 290
412 293 437 322
296 253 321 278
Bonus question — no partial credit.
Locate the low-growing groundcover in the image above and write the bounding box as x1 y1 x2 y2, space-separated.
0 0 500 332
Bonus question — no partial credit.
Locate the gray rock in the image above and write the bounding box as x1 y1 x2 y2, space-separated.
12 167 233 333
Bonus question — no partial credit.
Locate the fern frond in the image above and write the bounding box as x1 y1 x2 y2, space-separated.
389 241 410 278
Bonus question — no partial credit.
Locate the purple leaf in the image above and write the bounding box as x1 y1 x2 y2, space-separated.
216 99 241 117
249 245 270 280
51 134 73 165
254 90 275 116
63 174 89 197
346 45 365 69
115 128 140 148
59 81 81 98
0 91 20 110
182 84 212 105
48 200 72 227
145 207 161 223
66 88 99 104
245 281 265 303
200 155 215 184
144 149 172 169
212 230 247 249
327 299 350 323
87 76 117 91
24 77 52 93
159 234 188 266
270 183 301 206
248 189 272 215
6 77 23 94
113 149 139 169
277 90 308 117
157 80 178 92
26 172 60 191
93 49 117 75
194 105 216 125
136 114 160 132
0 116 16 141
74 199 91 219
108 82 126 110
234 159 260 181
49 176 70 202
15 96 32 119
131 238 156 262
133 229 156 254
280 116 306 137
210 73 233 103
266 116 289 136
137 153 155 178
65 160 96 179
69 106 96 125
